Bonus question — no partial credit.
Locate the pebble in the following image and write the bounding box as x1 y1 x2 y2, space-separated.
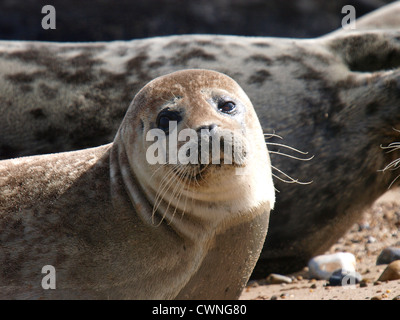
266 273 292 285
393 295 400 300
308 252 356 280
328 269 362 286
358 222 370 231
376 247 400 265
378 260 400 281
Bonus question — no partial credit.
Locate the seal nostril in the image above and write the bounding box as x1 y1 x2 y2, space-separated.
197 124 218 133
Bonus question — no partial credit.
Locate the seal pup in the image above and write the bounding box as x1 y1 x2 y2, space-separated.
0 69 275 299
0 3 399 275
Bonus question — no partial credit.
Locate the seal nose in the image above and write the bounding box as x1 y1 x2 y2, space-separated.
196 124 218 133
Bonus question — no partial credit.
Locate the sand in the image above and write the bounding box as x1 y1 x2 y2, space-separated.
240 189 400 300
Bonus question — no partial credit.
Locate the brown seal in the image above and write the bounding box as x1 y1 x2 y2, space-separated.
0 69 274 299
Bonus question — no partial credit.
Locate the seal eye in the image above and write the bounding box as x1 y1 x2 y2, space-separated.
156 109 182 133
218 101 236 114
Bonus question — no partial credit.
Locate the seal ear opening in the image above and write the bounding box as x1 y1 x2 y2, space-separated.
326 31 400 72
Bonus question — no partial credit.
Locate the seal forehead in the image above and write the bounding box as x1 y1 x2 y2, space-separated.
136 69 244 109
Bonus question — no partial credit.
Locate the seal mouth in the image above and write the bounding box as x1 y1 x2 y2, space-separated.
172 163 210 182
172 157 246 183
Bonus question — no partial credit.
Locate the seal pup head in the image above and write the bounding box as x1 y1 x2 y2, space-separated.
111 69 274 235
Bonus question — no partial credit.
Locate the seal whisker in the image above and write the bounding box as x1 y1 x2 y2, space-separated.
263 131 283 140
379 139 400 189
166 165 188 225
180 167 192 220
380 142 400 153
380 158 400 171
271 165 313 185
266 142 311 155
388 173 400 189
152 165 175 215
149 163 168 181
172 166 191 223
152 164 179 225
268 150 314 161
272 172 297 184
157 171 178 225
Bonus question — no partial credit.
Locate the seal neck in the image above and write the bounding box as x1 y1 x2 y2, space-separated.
109 134 212 244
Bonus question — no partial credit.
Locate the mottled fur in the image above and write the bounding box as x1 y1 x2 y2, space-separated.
0 70 274 299
1 4 400 275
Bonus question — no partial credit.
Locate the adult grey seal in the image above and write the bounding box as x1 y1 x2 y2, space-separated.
0 3 399 276
0 69 275 299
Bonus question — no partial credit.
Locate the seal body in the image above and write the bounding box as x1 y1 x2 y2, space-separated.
0 69 274 299
0 4 400 275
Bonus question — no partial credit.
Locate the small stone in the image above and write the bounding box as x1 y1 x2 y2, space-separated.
359 280 368 288
367 236 376 243
358 222 370 231
266 273 292 284
270 295 278 300
378 260 400 281
373 281 382 286
371 295 382 300
308 252 356 280
328 269 362 287
310 283 317 289
393 295 400 300
376 247 400 265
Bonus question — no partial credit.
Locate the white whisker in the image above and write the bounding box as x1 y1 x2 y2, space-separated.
167 166 188 225
388 174 400 190
266 142 311 155
152 165 179 225
271 165 313 185
380 142 400 153
160 165 184 221
268 150 314 161
264 133 283 140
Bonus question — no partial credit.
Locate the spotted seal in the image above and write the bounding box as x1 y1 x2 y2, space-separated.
0 69 275 299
